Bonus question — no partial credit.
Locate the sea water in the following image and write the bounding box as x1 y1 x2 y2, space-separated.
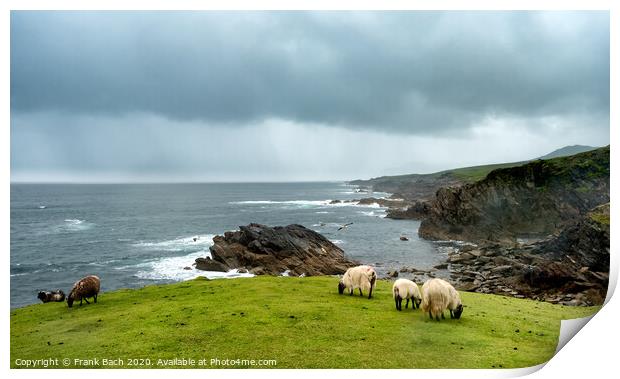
10 182 444 308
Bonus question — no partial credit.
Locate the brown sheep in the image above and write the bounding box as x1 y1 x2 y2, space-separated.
67 275 100 307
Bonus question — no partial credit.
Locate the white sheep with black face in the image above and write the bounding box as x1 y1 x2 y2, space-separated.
338 265 377 299
392 279 422 311
421 278 463 321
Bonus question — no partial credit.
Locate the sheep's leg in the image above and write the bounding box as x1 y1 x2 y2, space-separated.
429 311 433 319
359 288 363 297
441 311 445 319
80 298 83 306
367 286 373 299
395 296 400 311
405 298 410 309
349 288 353 296
94 294 97 303
450 310 454 319
84 297 90 304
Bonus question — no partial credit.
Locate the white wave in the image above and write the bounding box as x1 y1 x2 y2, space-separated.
330 239 345 245
230 199 385 209
57 219 95 232
133 234 215 252
281 270 290 277
132 250 254 281
357 210 387 218
315 211 332 214
434 240 478 247
230 200 330 206
38 205 46 209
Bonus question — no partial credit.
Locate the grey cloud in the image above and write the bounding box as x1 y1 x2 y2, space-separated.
11 11 609 134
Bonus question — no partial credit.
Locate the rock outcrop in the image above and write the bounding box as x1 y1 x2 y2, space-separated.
196 223 358 276
194 257 229 272
419 146 610 243
385 200 430 220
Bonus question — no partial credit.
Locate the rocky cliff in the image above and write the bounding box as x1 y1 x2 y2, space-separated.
196 223 358 276
419 146 610 243
446 203 610 305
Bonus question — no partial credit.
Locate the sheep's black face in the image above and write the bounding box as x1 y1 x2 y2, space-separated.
453 304 464 319
338 281 345 295
414 298 422 308
67 297 74 308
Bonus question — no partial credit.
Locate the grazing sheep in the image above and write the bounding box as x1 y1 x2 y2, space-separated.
37 290 65 303
392 279 422 311
421 278 463 321
67 275 100 308
338 265 377 299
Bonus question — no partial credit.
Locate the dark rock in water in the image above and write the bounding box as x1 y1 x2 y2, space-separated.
387 201 431 220
434 263 448 270
194 257 229 272
204 223 358 276
237 268 249 274
387 270 399 278
249 267 266 275
329 199 342 204
183 266 192 270
399 236 409 241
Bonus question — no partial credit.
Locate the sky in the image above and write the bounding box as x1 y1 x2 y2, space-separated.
10 11 610 183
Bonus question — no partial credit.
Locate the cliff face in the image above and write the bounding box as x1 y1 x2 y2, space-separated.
419 146 610 243
197 223 358 276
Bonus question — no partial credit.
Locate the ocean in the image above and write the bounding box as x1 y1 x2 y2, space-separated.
10 182 445 308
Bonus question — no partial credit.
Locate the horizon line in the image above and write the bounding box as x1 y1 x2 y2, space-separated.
9 179 355 185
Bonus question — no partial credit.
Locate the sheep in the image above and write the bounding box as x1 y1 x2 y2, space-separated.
421 278 463 321
37 290 65 303
338 265 377 299
67 275 100 308
392 279 422 311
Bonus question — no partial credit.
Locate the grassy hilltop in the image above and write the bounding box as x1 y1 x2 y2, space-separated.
11 276 599 369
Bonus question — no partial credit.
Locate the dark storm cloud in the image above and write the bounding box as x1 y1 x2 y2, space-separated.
10 11 610 134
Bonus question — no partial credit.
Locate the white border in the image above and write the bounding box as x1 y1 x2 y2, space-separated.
3 1 616 378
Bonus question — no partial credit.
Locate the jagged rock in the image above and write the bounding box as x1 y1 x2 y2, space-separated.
446 204 609 306
249 267 266 275
194 257 229 272
400 236 409 241
386 201 430 220
448 253 474 263
200 223 358 276
490 265 513 275
387 270 399 278
434 263 448 270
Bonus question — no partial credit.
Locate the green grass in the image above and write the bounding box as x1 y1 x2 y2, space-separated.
447 162 526 182
10 276 600 369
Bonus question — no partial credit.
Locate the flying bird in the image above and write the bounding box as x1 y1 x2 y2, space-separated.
338 222 354 231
